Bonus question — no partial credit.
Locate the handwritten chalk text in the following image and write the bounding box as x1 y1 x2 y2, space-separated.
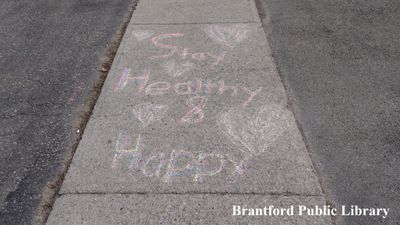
112 133 249 182
115 68 263 107
149 33 226 66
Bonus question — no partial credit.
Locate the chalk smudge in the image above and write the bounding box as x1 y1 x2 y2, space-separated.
132 103 168 127
67 81 84 104
141 152 167 177
194 153 225 182
218 104 290 155
131 30 154 41
163 59 194 77
205 24 251 48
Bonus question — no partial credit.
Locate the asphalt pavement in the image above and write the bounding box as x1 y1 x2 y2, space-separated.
0 0 132 224
256 0 400 224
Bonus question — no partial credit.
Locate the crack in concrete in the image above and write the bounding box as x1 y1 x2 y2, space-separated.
58 192 324 197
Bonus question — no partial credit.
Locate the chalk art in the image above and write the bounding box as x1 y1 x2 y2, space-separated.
178 96 207 124
141 152 167 178
114 68 149 92
205 24 251 48
131 30 154 41
241 87 263 107
111 132 251 182
218 104 290 155
115 68 262 106
132 103 168 127
108 26 284 184
163 150 196 182
149 33 226 67
112 133 142 169
194 153 225 182
67 81 84 104
163 59 194 77
114 68 264 124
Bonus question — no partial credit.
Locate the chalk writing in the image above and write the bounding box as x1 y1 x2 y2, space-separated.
163 150 196 182
149 33 226 66
141 152 167 177
112 132 251 182
115 68 262 107
112 133 142 169
115 68 263 124
114 68 149 92
241 87 263 107
109 26 275 185
178 96 207 124
194 153 225 182
205 24 250 48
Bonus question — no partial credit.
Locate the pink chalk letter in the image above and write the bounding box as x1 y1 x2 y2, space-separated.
240 86 263 107
150 33 184 59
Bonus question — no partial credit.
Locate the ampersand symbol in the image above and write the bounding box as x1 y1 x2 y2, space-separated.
178 96 207 124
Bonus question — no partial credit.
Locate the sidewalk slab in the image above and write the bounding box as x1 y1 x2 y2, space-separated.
131 0 259 24
60 103 321 194
116 23 277 71
59 22 321 195
92 23 286 114
47 194 332 225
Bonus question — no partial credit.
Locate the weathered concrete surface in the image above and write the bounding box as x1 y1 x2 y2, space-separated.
131 0 260 24
60 22 321 195
60 107 320 194
47 194 332 225
91 24 287 113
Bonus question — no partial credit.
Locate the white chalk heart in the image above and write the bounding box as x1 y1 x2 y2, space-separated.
205 24 250 48
131 30 154 41
132 103 168 127
218 104 290 155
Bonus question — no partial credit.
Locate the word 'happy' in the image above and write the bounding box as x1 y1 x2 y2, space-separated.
112 133 250 182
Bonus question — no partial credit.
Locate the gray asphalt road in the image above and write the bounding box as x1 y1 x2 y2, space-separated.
256 0 400 224
0 0 132 224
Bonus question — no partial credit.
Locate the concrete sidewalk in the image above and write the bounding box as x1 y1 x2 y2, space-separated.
46 0 333 224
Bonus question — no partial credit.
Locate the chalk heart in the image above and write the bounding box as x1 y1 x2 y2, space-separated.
163 59 194 77
205 24 250 48
132 103 168 127
218 104 290 155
